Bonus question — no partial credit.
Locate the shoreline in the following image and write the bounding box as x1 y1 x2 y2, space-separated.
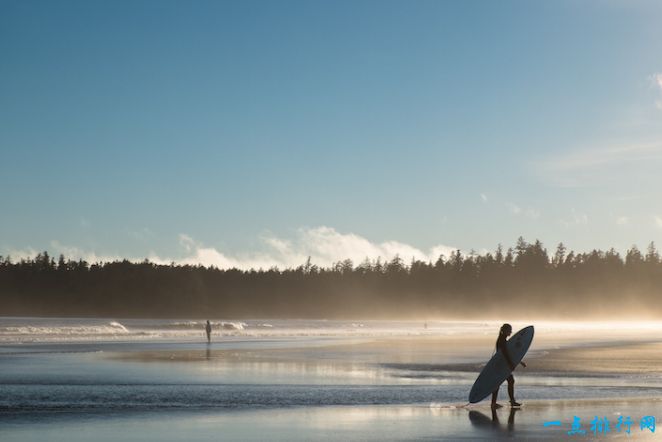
4 320 662 440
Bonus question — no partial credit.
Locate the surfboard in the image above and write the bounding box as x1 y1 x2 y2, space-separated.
468 325 534 404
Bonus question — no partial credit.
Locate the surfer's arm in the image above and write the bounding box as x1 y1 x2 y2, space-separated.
520 361 526 368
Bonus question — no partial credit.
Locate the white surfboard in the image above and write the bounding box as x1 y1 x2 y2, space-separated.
468 325 534 404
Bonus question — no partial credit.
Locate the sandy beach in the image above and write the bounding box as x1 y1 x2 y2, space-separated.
3 319 662 441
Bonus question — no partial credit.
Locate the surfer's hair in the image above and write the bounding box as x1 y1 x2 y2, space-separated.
500 323 512 334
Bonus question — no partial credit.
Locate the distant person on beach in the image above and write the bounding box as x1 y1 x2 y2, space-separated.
491 323 526 408
205 320 212 343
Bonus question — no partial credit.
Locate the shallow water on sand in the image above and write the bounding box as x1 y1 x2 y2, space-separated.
2 318 662 440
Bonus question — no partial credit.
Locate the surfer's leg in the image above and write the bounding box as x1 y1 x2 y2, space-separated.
507 375 521 406
491 387 499 407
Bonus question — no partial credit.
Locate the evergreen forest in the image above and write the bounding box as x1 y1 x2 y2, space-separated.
1 237 661 319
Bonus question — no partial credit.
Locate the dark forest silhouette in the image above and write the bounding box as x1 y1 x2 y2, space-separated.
1 237 661 319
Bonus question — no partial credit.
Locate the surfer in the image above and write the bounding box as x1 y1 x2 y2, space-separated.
491 323 526 409
205 320 212 343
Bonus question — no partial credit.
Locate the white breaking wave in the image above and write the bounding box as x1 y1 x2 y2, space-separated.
220 321 246 330
109 321 129 332
0 318 494 343
0 321 130 342
5 318 660 344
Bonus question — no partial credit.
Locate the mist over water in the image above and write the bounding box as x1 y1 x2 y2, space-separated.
3 317 662 343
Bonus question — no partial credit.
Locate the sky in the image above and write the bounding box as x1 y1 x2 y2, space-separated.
2 0 662 269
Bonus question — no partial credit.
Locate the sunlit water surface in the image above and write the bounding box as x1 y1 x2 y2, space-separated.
2 318 662 440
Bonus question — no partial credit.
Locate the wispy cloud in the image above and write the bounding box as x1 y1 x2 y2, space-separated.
4 227 458 270
5 241 120 264
560 209 588 228
655 216 662 229
50 241 122 263
536 141 662 187
4 247 41 262
651 73 662 110
507 203 540 220
480 193 488 203
129 227 155 241
616 216 629 226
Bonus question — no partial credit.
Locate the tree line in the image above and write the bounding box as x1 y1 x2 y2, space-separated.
1 237 661 319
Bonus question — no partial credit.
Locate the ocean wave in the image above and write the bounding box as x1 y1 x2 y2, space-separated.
108 321 128 332
0 321 130 336
220 321 246 330
0 318 501 343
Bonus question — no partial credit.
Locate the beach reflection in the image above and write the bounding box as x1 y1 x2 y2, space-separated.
468 408 518 435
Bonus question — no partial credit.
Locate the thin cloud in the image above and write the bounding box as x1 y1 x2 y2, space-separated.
651 73 662 110
536 142 662 187
655 216 662 229
616 216 629 226
507 203 540 220
129 227 155 241
480 193 488 203
560 210 589 228
50 241 121 263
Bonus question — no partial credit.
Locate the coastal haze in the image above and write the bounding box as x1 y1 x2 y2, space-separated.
3 0 662 441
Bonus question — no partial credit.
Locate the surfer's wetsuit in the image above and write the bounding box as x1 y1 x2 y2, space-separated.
491 328 518 407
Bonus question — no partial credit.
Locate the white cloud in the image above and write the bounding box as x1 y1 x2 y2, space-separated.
616 216 629 226
4 227 458 270
173 227 458 269
507 203 540 219
655 216 662 229
480 193 488 203
279 226 457 267
50 241 121 263
4 247 40 262
653 73 662 89
5 242 121 264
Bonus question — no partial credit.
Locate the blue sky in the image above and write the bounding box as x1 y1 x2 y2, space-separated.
2 0 662 268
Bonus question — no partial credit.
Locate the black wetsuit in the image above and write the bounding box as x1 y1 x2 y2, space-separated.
492 332 516 404
496 334 515 382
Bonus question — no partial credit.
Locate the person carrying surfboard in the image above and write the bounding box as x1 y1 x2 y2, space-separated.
491 323 526 408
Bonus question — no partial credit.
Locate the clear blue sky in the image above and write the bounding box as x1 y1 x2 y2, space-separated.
2 0 662 267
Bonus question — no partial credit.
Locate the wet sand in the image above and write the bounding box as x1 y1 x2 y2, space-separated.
3 399 661 441
110 332 662 376
5 322 662 441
